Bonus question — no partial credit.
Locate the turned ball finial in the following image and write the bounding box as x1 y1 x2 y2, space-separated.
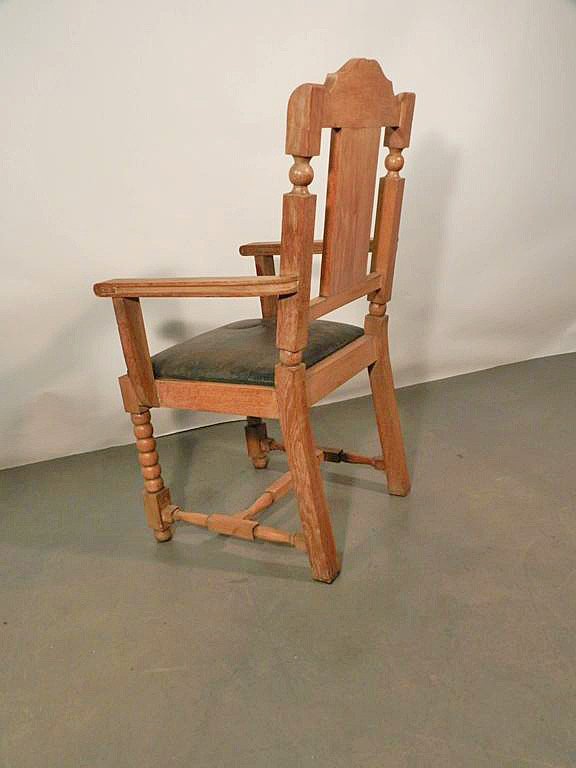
279 349 303 366
369 302 387 317
289 156 314 193
385 148 404 174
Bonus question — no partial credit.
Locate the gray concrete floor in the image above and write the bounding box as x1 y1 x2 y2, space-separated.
1 353 576 768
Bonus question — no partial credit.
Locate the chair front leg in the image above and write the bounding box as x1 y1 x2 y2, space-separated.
130 409 173 541
276 361 340 583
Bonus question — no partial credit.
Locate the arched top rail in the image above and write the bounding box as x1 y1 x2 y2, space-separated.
286 58 413 156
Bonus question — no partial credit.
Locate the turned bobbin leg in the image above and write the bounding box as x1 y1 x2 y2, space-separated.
244 417 269 469
130 409 173 542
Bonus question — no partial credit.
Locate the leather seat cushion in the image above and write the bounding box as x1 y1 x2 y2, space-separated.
151 318 364 387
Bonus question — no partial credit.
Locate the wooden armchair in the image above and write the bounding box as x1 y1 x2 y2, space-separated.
94 59 415 583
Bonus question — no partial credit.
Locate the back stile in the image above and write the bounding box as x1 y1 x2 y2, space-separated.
364 90 415 496
276 156 317 358
370 91 415 306
276 81 323 359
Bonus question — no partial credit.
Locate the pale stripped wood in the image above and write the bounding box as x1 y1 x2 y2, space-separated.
276 362 340 583
112 298 158 406
255 527 307 551
240 240 324 257
254 254 278 318
365 313 410 495
309 272 381 319
131 410 172 542
276 189 316 353
369 173 405 304
118 374 146 414
207 514 259 541
244 416 269 469
306 335 377 406
385 92 416 150
247 438 385 472
155 379 278 418
322 59 399 129
234 470 293 520
285 59 400 157
239 239 374 258
172 509 305 550
320 126 381 296
95 275 298 298
94 58 414 582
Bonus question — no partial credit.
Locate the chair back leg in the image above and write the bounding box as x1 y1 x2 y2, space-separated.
365 308 411 496
244 417 270 469
276 362 340 583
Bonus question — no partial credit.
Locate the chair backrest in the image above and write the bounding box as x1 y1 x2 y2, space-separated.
276 59 414 357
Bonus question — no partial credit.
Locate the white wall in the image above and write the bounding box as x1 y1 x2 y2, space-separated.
1 0 575 469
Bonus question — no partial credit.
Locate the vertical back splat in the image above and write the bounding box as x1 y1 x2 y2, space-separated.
320 126 381 296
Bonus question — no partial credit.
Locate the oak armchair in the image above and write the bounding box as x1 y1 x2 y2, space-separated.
94 58 415 583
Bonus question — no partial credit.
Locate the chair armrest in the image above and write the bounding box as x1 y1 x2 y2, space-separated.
239 241 324 257
239 239 374 257
93 275 299 298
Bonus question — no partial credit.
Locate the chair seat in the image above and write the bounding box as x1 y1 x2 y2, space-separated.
151 318 364 387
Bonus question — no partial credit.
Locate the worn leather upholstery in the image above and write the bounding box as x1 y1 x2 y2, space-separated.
151 318 364 387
